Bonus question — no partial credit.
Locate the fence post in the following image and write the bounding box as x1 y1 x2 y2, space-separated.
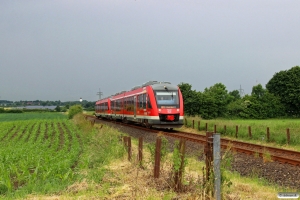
154 137 162 178
224 125 226 133
267 127 270 142
214 125 217 133
206 123 208 131
287 128 290 145
174 139 186 191
192 120 194 129
198 121 200 130
235 125 238 138
205 132 213 181
138 137 143 163
123 136 128 146
248 126 252 138
213 133 221 200
128 137 132 161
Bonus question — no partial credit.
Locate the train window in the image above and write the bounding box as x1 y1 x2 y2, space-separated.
139 95 141 108
147 95 152 109
143 93 146 109
155 91 179 108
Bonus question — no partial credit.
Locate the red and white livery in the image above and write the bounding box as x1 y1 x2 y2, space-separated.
95 81 184 129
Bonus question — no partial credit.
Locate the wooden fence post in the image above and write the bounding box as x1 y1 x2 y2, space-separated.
154 137 162 178
192 120 194 129
214 125 217 133
248 126 252 138
123 136 128 146
287 128 290 145
128 137 132 161
224 125 226 133
205 132 213 181
205 123 208 131
235 125 238 138
198 121 200 130
267 127 270 142
138 137 143 163
174 139 186 191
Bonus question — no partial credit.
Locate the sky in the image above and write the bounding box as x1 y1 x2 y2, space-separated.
1 0 299 102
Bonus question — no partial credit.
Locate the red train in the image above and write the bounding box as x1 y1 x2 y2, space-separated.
95 81 184 129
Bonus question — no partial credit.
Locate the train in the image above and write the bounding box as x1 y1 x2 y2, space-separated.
95 81 184 129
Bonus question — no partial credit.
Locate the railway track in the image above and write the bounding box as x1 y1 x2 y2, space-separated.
86 115 300 166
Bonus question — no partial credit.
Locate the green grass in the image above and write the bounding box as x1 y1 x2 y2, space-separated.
0 112 67 122
183 117 300 149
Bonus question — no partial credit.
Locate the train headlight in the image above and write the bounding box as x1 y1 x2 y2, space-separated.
158 109 161 112
177 109 179 111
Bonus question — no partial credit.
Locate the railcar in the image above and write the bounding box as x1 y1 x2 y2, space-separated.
95 81 184 129
95 97 111 118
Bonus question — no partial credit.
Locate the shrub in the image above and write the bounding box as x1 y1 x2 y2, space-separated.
68 105 83 119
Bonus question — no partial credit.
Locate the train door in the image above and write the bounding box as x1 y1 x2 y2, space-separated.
134 96 137 118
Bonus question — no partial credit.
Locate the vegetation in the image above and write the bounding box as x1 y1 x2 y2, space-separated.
266 66 300 116
179 65 300 119
0 113 126 199
0 112 67 122
183 116 300 149
0 118 82 198
0 99 95 111
68 105 83 119
0 112 296 199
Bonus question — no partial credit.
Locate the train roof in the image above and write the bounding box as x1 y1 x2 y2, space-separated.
97 81 177 102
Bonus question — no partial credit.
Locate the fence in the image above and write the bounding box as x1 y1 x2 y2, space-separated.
185 119 296 145
121 134 221 199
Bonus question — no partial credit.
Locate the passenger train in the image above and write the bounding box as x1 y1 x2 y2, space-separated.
95 81 184 129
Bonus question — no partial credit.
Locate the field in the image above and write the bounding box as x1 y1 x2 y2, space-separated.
0 112 66 122
183 116 300 149
0 112 298 199
0 113 82 197
0 112 126 199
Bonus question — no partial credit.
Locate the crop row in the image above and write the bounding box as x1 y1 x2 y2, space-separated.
0 119 82 194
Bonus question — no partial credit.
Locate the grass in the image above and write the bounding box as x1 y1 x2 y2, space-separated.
0 112 67 122
0 113 298 199
182 116 300 151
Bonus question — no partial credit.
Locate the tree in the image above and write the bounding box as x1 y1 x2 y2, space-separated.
55 106 61 112
236 85 284 119
228 90 241 101
266 66 300 116
178 83 201 116
251 84 265 98
200 83 232 119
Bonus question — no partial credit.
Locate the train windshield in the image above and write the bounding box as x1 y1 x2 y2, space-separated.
155 91 179 108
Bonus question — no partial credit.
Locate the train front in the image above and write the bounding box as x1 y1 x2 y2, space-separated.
150 83 184 129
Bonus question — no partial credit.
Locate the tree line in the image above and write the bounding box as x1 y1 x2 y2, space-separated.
178 66 300 119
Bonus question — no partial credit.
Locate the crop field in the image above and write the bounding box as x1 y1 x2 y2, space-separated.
184 117 300 147
0 112 67 122
0 114 82 197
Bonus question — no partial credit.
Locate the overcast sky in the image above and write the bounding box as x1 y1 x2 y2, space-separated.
1 1 299 102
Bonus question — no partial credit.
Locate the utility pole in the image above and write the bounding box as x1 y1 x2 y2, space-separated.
239 85 244 97
96 88 103 100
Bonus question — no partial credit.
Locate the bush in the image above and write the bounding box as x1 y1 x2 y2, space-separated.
68 105 83 119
